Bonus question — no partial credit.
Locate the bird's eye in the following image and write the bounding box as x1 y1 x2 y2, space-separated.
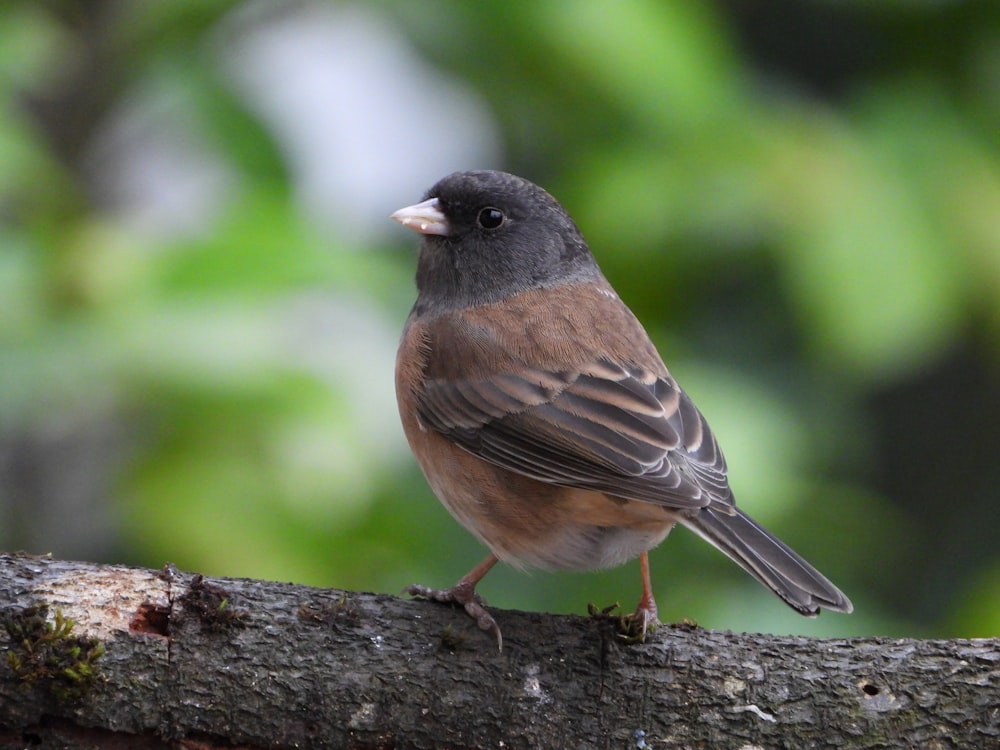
477 207 505 230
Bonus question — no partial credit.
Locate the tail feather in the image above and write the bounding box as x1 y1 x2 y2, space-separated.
682 507 853 615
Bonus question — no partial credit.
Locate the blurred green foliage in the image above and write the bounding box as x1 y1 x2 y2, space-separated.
1 0 999 640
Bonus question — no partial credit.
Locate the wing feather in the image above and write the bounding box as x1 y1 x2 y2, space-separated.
418 356 733 512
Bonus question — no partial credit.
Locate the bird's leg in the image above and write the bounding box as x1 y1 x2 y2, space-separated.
619 552 660 641
404 554 503 651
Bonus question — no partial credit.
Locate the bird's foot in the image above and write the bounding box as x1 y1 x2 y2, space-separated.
617 597 660 643
587 600 658 642
404 581 502 652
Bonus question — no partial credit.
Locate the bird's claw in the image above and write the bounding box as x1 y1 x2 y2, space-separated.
405 582 503 652
617 602 660 643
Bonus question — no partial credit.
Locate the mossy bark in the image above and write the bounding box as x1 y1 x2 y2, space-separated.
1 553 997 749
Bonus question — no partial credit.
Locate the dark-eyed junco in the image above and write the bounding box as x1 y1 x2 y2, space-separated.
391 170 852 649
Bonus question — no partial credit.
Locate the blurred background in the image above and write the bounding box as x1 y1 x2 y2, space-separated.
1 0 998 640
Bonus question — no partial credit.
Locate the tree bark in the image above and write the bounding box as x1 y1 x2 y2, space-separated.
0 553 996 749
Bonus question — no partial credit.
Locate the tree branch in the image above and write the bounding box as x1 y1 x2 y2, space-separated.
0 553 997 749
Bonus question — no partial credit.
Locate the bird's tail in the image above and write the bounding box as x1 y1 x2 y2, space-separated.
682 507 853 615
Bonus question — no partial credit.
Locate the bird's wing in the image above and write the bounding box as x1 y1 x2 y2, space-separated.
417 351 734 513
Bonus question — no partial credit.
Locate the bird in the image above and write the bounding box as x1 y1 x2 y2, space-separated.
391 170 852 649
